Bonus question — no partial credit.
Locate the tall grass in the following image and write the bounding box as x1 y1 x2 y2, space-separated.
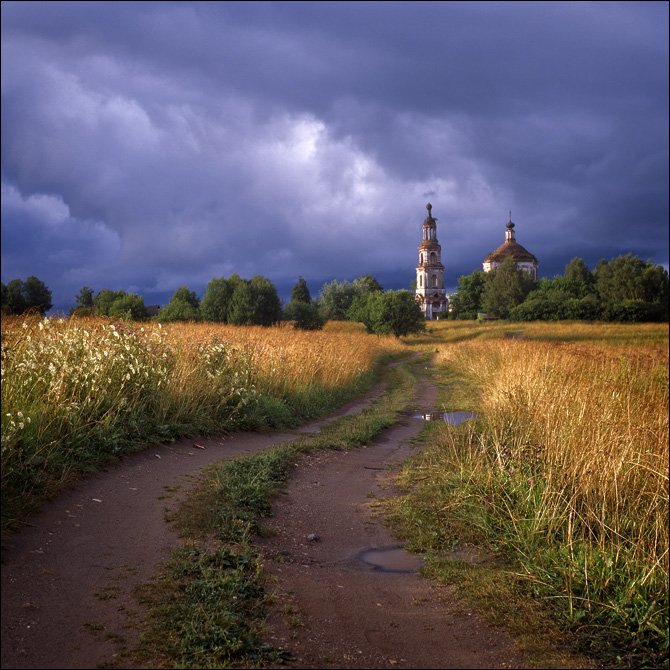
1 316 404 534
135 355 421 669
393 325 668 665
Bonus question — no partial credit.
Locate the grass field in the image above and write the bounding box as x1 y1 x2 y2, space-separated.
393 320 669 667
2 315 667 667
1 315 404 534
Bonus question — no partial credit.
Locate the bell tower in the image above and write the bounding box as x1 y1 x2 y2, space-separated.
415 203 448 320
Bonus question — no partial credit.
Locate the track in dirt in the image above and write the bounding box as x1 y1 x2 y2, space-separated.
1 361 525 669
257 375 524 669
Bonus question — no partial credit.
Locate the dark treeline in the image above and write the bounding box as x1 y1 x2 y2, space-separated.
1 277 53 316
66 272 425 338
5 253 667 327
449 254 669 322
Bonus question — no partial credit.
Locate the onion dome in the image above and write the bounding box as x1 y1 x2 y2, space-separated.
484 214 538 265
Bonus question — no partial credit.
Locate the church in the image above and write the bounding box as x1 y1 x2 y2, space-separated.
414 206 538 319
482 214 538 279
415 203 449 320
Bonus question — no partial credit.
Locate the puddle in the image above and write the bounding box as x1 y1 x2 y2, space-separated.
359 547 423 573
414 411 477 425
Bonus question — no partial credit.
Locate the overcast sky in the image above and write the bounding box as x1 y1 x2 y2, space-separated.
2 1 668 313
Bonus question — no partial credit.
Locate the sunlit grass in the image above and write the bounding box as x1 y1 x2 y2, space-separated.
1 315 405 534
389 322 669 666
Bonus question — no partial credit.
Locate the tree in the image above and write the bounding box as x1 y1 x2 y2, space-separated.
592 254 669 321
93 289 148 319
227 281 255 326
109 293 149 320
509 288 573 321
353 274 383 293
360 290 426 338
93 289 124 316
158 285 200 322
481 257 536 319
69 285 95 316
347 293 372 323
0 282 7 314
286 301 326 330
5 279 27 315
317 279 358 320
290 276 311 304
448 270 490 319
200 276 236 323
564 257 591 284
285 276 321 327
227 275 282 326
249 275 282 326
1 277 52 315
23 276 53 315
317 276 383 322
594 253 667 303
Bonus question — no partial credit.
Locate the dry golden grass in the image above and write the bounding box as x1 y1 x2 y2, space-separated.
427 328 668 659
1 315 406 533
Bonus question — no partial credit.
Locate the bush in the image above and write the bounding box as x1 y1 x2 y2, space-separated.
284 301 325 330
360 290 426 338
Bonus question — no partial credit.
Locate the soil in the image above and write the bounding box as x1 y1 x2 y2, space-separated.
1 365 526 670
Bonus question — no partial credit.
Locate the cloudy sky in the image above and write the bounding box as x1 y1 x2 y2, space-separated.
2 1 668 313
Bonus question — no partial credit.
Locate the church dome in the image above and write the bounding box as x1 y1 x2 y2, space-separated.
483 218 538 264
484 240 538 264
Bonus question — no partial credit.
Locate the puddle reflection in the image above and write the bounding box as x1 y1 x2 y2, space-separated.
414 411 477 425
359 547 423 573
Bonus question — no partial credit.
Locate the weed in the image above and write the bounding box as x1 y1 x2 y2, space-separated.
82 621 106 633
388 323 669 668
94 585 122 600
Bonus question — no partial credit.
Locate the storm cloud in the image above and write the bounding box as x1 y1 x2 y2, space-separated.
2 1 668 312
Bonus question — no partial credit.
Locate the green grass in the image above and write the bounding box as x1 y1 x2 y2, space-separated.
131 354 421 669
385 325 669 669
1 317 400 538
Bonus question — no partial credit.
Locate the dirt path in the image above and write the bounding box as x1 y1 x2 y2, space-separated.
257 375 525 669
1 365 526 669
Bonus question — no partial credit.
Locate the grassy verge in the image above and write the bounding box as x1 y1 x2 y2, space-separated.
386 325 668 668
129 354 421 669
1 316 403 537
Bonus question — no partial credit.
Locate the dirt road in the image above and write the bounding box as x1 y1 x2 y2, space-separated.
1 366 525 669
257 375 524 669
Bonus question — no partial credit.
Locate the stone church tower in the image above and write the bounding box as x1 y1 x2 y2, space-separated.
483 214 538 279
415 203 448 319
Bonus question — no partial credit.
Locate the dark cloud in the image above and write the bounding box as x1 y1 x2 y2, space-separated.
1 1 667 313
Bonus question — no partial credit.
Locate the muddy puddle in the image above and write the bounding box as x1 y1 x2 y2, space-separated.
414 411 477 424
358 547 423 573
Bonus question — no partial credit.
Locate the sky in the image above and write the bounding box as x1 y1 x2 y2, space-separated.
2 1 668 314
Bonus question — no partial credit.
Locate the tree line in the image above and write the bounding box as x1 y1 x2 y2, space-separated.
65 272 426 337
5 252 666 328
449 254 669 322
1 277 53 316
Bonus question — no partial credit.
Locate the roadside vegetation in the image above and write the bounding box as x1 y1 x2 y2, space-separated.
391 320 669 668
1 316 404 535
133 355 419 668
2 313 668 668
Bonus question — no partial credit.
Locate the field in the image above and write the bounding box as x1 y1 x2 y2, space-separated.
2 315 668 666
1 316 405 533
396 320 669 665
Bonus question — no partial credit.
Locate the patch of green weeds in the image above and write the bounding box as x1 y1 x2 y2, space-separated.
83 621 106 633
130 354 420 668
94 585 122 600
